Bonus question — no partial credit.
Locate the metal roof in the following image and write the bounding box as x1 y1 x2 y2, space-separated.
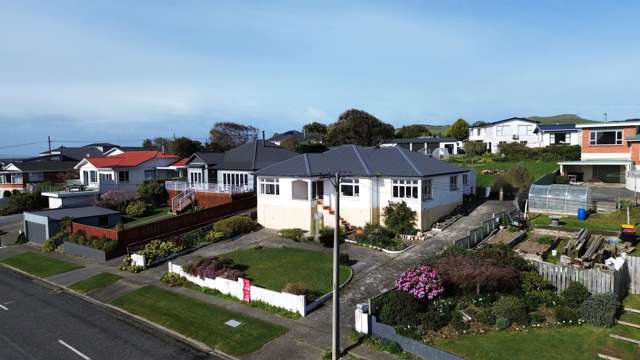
189 151 225 166
381 136 457 144
255 144 469 177
214 140 297 171
536 124 577 132
471 117 539 127
3 160 78 172
26 206 120 220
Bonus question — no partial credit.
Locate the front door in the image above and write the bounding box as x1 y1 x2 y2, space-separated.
312 180 324 200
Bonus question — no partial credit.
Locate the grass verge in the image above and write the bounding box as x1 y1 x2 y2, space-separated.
222 246 351 298
69 272 121 293
1 252 83 277
111 285 287 356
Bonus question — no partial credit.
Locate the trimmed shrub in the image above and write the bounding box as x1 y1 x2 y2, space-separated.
183 256 245 281
282 282 308 296
477 308 496 325
137 181 168 208
464 140 487 157
554 305 578 325
212 215 258 238
476 244 535 272
492 296 529 325
377 290 425 326
578 293 619 327
138 240 184 265
41 239 56 252
561 282 590 308
182 228 205 248
160 272 189 287
395 265 444 301
278 228 306 241
383 201 417 235
495 317 511 330
319 227 345 247
119 256 143 273
126 200 152 218
2 190 11 198
205 230 225 243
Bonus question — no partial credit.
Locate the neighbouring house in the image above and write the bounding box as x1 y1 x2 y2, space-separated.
535 124 582 146
164 140 296 212
103 146 156 156
254 145 475 233
74 151 179 193
380 136 460 157
23 206 120 245
38 145 105 161
468 117 541 153
269 130 305 146
0 156 79 197
183 151 225 184
559 119 640 188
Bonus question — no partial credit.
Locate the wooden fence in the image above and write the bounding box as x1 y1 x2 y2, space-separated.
627 256 640 295
532 260 626 298
455 209 519 249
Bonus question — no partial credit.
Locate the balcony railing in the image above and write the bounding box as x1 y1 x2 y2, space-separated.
165 181 254 194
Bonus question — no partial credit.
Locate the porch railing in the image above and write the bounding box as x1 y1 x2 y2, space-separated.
165 181 253 194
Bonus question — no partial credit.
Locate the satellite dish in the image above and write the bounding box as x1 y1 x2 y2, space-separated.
432 148 450 160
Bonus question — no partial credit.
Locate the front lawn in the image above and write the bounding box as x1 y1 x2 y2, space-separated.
222 247 351 297
530 208 640 233
70 272 121 293
122 207 172 229
449 159 558 187
436 325 630 360
1 252 83 277
112 286 287 356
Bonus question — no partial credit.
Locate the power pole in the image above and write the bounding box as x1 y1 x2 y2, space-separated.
332 172 341 360
47 136 51 152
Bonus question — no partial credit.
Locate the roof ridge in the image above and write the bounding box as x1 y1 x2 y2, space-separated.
251 140 258 170
395 147 421 176
351 145 371 176
303 154 311 176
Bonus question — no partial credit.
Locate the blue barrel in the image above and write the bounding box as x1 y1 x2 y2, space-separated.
577 208 586 220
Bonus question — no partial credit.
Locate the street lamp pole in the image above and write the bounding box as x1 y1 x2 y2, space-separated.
332 171 341 360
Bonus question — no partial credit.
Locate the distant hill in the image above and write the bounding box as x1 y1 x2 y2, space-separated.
423 125 450 136
527 114 597 125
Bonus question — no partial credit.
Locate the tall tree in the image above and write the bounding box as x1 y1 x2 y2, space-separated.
172 137 203 158
152 137 173 152
303 122 328 142
142 138 153 148
446 118 470 141
395 125 432 139
325 109 395 146
208 122 259 151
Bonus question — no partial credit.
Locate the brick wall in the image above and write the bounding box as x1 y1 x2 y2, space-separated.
581 127 635 154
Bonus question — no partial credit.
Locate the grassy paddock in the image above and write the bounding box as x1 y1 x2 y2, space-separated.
70 272 121 293
448 158 558 187
530 208 640 233
1 252 83 277
222 246 351 297
112 286 286 355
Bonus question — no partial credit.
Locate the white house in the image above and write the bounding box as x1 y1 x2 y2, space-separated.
379 136 461 157
182 152 224 184
535 124 582 147
254 145 475 233
74 151 179 193
468 117 541 153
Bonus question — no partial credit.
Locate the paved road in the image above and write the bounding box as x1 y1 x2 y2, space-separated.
0 267 215 360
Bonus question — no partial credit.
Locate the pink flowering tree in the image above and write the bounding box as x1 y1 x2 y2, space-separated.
395 265 444 301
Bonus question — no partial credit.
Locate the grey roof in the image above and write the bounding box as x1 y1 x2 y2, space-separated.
189 151 225 166
270 130 305 142
41 146 104 161
214 140 297 171
471 117 539 127
536 124 577 132
4 160 78 172
26 206 120 220
381 136 457 144
255 145 469 177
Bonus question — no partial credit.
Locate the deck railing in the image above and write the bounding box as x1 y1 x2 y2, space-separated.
165 181 253 194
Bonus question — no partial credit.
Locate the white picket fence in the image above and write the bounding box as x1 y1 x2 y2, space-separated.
531 259 625 298
167 262 307 316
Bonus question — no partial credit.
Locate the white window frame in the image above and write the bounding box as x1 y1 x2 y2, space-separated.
463 174 468 186
259 177 279 195
340 178 359 197
449 175 458 191
90 170 97 183
392 179 419 199
589 129 623 145
422 179 432 200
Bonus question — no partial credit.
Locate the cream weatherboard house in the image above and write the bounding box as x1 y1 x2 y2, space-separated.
254 145 475 233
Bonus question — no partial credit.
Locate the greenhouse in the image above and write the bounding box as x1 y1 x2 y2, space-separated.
528 184 592 215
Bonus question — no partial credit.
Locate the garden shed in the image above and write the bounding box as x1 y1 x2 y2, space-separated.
528 184 592 216
23 206 120 245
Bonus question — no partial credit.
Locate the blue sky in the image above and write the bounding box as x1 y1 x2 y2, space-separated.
2 0 640 156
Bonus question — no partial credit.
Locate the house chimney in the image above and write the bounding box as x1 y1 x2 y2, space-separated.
262 131 265 145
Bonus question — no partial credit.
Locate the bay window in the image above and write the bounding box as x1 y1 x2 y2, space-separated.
392 179 418 199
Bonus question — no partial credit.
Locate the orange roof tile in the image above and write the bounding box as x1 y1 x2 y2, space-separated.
86 151 178 168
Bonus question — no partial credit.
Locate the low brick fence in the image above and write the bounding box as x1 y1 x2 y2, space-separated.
70 195 256 258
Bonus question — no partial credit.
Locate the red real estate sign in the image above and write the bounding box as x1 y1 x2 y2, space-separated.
242 279 251 302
